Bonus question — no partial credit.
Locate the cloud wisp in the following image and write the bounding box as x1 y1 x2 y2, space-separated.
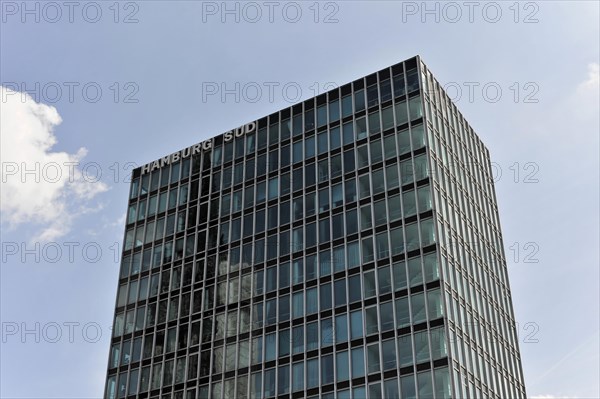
1 86 109 242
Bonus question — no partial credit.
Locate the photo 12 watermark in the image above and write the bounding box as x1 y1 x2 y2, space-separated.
400 1 540 24
2 321 104 343
1 1 140 23
429 81 540 104
491 161 540 183
1 160 139 185
445 239 540 264
200 1 340 24
1 241 121 264
1 81 140 104
201 81 340 104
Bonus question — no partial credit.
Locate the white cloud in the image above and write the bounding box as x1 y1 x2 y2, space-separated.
581 62 599 89
0 86 108 242
570 62 600 120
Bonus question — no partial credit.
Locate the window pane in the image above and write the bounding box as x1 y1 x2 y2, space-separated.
367 343 380 373
290 292 303 319
357 145 369 168
292 325 304 354
356 117 367 139
319 250 331 277
279 118 291 139
411 292 427 324
378 266 392 294
268 177 278 200
354 386 366 399
376 231 389 260
335 314 348 343
264 368 276 397
321 317 333 347
386 164 399 190
306 287 318 314
365 307 378 335
408 257 423 286
293 141 303 163
350 310 363 339
380 79 392 102
420 218 436 246
396 297 410 328
279 329 290 358
305 136 315 158
423 253 440 282
434 367 451 398
265 298 277 325
351 347 365 378
367 84 379 107
398 334 413 366
384 378 399 399
417 185 432 212
430 327 447 359
292 114 302 136
398 128 411 155
427 288 443 320
354 89 365 112
382 339 397 371
401 374 416 398
347 241 360 268
407 69 420 92
279 294 290 322
266 266 277 292
382 106 394 130
343 121 354 145
403 190 417 217
333 246 345 272
368 111 380 135
265 332 276 361
372 169 385 194
334 279 347 307
380 301 394 332
279 262 290 289
342 95 352 117
336 351 349 381
305 253 317 279
393 74 406 98
411 124 425 150
321 354 334 384
362 237 374 263
414 154 429 180
329 100 340 122
292 362 304 392
363 271 376 298
348 275 361 303
330 126 341 149
409 96 423 120
307 358 319 388
405 222 420 252
359 175 370 200
370 139 383 163
417 370 433 398
292 259 303 284
395 100 408 125
317 104 327 127
331 155 342 178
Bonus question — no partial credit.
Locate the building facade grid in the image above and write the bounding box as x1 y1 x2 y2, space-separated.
105 56 526 399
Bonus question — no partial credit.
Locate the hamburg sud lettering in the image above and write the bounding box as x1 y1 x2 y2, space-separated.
140 122 256 175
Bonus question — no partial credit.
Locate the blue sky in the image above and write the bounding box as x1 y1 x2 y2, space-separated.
1 1 598 398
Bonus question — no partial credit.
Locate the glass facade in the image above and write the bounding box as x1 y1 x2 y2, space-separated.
105 56 526 399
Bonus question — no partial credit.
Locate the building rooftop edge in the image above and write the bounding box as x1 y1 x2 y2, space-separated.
132 55 422 176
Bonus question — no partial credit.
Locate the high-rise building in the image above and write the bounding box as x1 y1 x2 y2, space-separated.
105 56 527 399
